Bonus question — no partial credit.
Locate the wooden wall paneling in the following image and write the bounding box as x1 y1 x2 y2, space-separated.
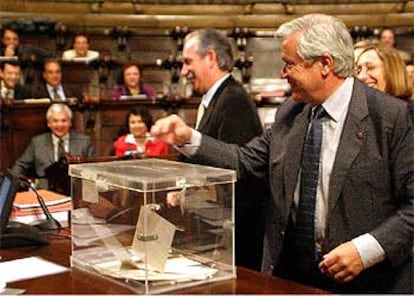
2 104 50 171
88 36 120 55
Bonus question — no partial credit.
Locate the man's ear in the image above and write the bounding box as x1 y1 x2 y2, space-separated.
207 49 217 68
320 53 334 76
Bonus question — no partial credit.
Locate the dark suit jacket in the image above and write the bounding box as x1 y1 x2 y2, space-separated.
0 78 30 100
11 132 95 189
196 75 262 144
30 83 82 100
188 75 267 271
192 80 413 293
14 84 31 100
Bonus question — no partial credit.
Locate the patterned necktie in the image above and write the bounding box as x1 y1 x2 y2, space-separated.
294 105 326 265
53 87 62 100
195 99 205 130
5 89 13 100
57 138 65 160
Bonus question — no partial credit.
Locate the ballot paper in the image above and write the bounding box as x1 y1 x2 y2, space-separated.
0 257 68 283
131 206 176 272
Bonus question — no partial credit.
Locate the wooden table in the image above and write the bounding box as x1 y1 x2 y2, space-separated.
1 229 329 294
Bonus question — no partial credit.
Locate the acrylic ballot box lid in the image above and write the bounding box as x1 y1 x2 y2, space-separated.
69 158 236 192
69 158 237 294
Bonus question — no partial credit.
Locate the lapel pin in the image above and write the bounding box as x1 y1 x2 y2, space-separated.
357 131 365 139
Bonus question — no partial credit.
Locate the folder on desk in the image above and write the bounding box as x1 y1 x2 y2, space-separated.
11 190 72 227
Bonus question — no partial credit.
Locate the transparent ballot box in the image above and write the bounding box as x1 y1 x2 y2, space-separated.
69 159 236 294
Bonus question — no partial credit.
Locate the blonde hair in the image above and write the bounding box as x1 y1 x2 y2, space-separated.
357 46 412 101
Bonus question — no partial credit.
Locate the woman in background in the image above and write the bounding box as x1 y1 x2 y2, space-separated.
113 106 168 157
112 62 156 99
355 45 412 101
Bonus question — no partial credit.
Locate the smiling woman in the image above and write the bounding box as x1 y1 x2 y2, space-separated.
113 106 168 158
355 45 412 101
111 62 156 100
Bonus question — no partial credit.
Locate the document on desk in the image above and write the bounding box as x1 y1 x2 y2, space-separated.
0 257 69 283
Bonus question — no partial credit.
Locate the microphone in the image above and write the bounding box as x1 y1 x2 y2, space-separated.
19 177 62 231
121 150 144 160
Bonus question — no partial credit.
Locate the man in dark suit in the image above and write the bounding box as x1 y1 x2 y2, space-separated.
151 15 413 293
31 59 81 100
179 28 267 271
0 61 30 100
0 26 54 62
11 103 95 189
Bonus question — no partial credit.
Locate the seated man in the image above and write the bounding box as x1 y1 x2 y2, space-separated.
11 103 95 189
31 59 82 100
0 26 54 62
62 33 99 61
0 61 30 100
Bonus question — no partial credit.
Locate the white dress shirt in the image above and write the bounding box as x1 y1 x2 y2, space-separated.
62 49 100 61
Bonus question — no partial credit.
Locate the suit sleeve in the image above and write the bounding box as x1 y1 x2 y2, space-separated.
370 104 414 267
192 127 271 180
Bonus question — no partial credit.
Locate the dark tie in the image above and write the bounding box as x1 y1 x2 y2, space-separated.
53 88 62 100
57 138 65 160
294 105 326 268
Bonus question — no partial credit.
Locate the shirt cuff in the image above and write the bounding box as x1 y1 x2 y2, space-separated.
173 129 202 157
352 233 386 269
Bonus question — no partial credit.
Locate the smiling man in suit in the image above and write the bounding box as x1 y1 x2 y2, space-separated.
151 14 413 293
0 61 30 100
31 59 81 100
178 28 267 271
11 103 95 189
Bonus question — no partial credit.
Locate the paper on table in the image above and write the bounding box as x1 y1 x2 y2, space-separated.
82 179 99 203
0 257 69 283
1 288 26 295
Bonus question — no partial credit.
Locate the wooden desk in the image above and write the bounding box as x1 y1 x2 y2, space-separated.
1 231 329 294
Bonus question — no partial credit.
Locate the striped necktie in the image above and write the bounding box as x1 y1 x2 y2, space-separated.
57 138 66 160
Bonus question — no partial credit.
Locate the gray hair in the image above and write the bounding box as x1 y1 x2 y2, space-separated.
276 14 354 78
46 103 73 120
184 28 234 72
